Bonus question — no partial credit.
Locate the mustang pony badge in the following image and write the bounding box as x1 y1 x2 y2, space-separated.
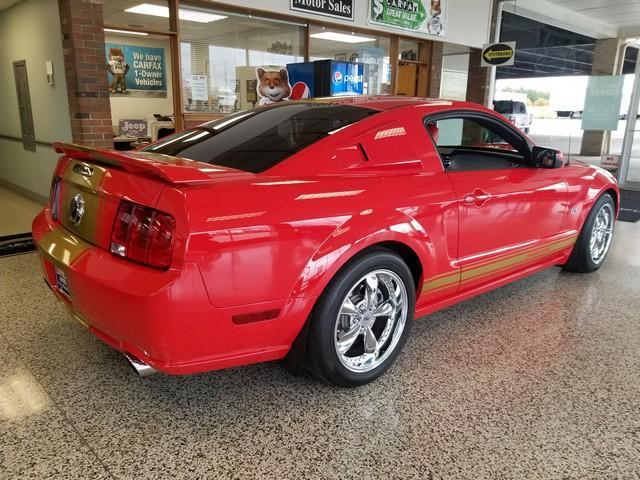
69 193 85 226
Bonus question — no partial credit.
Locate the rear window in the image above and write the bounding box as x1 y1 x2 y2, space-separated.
494 100 513 114
143 103 377 173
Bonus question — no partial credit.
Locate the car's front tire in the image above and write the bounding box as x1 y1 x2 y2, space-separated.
306 248 415 387
563 193 616 273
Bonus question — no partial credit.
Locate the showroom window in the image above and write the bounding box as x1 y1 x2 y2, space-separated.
179 5 306 113
309 25 391 95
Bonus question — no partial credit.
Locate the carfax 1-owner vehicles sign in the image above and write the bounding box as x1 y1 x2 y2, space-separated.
369 0 446 36
105 43 167 97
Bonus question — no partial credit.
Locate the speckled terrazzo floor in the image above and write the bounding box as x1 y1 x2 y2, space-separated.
1 223 639 479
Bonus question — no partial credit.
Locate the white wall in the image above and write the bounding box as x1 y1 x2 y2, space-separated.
105 34 174 132
0 0 72 201
209 0 493 49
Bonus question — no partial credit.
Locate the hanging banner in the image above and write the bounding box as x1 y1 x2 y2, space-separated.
369 0 446 36
105 43 167 98
581 75 624 131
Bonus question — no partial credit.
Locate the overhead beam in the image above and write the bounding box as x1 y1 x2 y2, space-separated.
502 0 618 39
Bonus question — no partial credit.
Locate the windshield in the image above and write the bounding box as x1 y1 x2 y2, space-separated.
143 103 378 173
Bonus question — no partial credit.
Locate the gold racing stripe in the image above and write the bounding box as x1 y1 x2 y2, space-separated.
460 236 576 284
37 227 92 268
59 160 108 245
421 235 577 294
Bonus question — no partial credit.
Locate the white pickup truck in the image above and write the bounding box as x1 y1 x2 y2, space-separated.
493 100 533 134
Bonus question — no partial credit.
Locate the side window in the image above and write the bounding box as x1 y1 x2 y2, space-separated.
428 118 514 150
425 117 526 172
517 102 527 114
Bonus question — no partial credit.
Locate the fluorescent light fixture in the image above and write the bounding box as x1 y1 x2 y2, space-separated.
310 31 376 44
125 3 227 23
103 28 149 36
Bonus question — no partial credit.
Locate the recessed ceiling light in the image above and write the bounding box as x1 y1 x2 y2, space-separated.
125 3 227 23
104 28 149 36
310 31 376 44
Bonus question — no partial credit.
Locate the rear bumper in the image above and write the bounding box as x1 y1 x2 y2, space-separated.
33 209 313 375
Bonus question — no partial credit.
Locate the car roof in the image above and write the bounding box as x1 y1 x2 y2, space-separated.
284 95 475 112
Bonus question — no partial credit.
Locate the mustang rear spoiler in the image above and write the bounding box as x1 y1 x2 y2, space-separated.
53 142 247 185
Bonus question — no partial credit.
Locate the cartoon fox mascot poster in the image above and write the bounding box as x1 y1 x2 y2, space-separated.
256 68 292 105
255 67 311 105
107 47 130 94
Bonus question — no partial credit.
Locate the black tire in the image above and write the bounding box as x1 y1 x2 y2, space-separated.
563 193 615 273
524 127 530 134
306 248 415 387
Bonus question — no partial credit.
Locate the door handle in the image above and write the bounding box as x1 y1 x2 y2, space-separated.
463 189 492 206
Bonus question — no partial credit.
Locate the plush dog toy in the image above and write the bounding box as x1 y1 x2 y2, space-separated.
107 48 130 93
256 68 292 105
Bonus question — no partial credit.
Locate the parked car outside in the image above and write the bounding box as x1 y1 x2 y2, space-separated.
494 99 533 133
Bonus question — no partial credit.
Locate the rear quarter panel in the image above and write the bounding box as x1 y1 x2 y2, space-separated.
179 107 458 310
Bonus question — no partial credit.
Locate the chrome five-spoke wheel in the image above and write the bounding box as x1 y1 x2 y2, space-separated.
589 203 614 265
334 270 408 373
563 193 615 273
307 249 415 387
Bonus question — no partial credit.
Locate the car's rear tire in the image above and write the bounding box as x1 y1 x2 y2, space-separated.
563 193 615 273
306 248 415 387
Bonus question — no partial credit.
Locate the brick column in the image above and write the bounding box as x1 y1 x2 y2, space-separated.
426 41 443 98
465 49 492 105
58 0 112 148
580 38 623 156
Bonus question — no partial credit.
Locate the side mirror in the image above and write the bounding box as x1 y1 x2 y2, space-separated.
532 146 564 168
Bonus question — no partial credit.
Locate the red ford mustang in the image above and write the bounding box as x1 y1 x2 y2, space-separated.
33 97 618 387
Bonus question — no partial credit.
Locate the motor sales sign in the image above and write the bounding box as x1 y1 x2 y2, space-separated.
291 0 354 21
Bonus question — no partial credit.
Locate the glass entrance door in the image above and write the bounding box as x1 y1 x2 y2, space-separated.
619 48 640 191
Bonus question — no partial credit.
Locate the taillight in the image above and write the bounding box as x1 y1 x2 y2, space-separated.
110 201 176 269
50 177 61 220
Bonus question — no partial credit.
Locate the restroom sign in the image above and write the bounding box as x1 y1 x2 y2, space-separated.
481 42 516 67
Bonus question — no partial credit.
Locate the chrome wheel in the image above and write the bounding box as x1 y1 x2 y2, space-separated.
334 269 408 373
589 203 614 265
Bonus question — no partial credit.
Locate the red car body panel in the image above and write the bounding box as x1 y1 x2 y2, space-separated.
32 97 619 375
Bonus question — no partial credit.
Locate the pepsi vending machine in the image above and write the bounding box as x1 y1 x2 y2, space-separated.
287 60 365 98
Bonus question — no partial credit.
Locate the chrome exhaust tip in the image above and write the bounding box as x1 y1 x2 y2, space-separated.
123 353 157 377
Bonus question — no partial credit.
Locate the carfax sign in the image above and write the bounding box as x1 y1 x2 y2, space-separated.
291 0 354 21
106 43 167 97
369 0 446 36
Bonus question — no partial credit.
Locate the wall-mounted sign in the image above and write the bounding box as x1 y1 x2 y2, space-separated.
291 0 354 21
190 75 208 101
582 75 624 131
369 0 446 36
119 119 148 136
105 43 167 98
600 154 620 170
481 42 516 67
